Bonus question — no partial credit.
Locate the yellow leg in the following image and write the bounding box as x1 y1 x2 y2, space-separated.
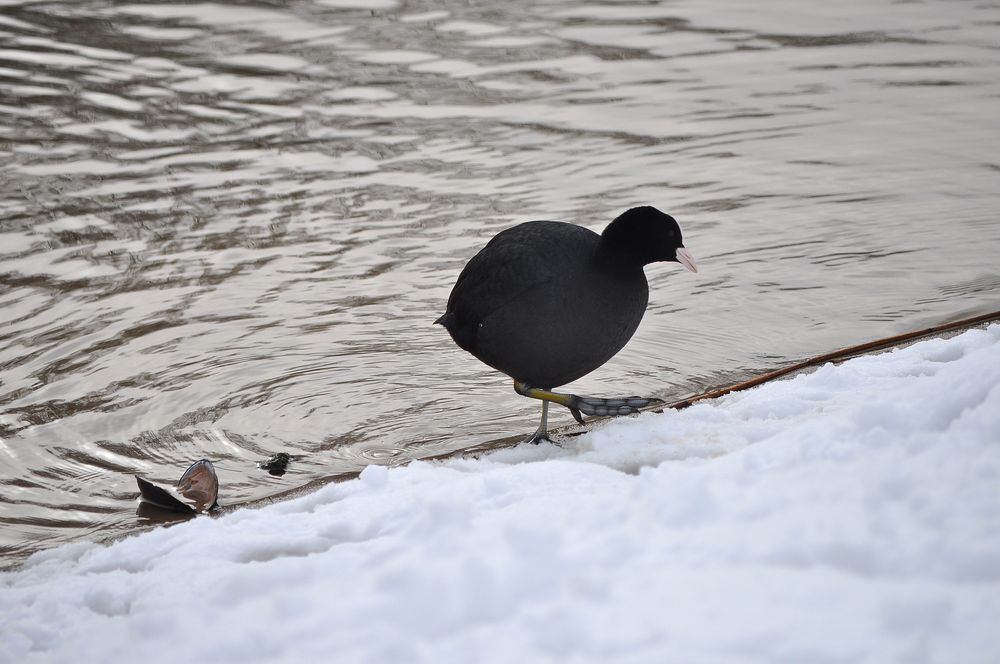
514 380 662 424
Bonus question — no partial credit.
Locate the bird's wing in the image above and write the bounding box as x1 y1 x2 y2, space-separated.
447 226 560 327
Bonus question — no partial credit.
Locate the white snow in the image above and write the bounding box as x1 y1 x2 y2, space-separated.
3 325 1000 663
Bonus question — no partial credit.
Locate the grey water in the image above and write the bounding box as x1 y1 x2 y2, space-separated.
1 0 999 566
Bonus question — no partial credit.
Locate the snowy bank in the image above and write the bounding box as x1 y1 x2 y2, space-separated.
3 326 1000 664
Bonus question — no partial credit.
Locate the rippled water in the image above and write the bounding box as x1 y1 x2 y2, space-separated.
1 0 999 565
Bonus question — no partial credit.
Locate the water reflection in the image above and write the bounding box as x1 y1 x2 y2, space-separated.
1 0 999 566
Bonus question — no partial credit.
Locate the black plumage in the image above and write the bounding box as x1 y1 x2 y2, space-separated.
437 205 697 442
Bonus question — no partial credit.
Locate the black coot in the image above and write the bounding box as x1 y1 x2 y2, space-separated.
436 206 697 443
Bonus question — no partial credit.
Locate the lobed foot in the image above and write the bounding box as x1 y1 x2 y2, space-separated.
569 395 663 418
513 381 662 439
524 430 555 445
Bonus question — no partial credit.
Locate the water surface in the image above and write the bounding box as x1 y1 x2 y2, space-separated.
2 0 999 565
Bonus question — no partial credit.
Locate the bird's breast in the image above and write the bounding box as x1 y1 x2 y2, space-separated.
472 267 648 388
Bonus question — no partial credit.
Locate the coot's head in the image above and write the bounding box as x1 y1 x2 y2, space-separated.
599 206 697 272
